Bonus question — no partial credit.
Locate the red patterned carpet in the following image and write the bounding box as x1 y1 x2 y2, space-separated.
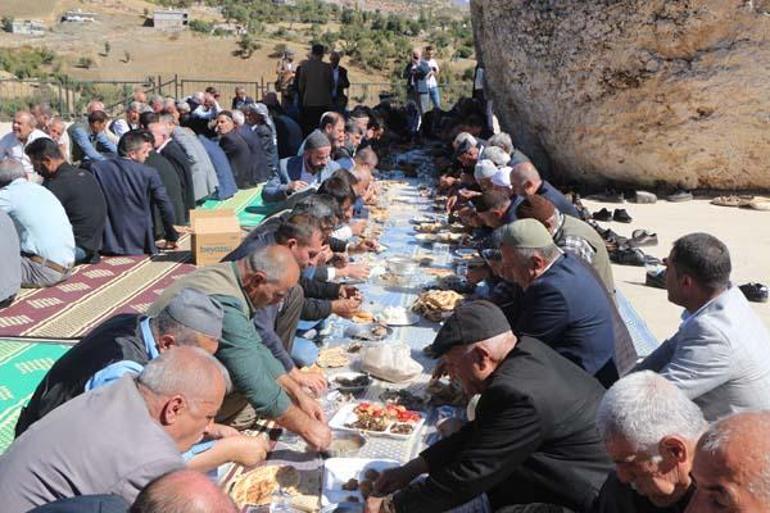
0 245 195 339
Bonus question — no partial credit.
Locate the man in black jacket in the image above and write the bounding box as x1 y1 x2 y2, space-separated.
25 138 107 264
367 301 612 513
15 288 223 436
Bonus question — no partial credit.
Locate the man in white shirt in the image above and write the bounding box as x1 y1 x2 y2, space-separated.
636 233 770 420
0 111 51 183
424 45 441 110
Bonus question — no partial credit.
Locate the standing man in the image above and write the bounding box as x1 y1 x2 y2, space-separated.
402 48 430 118
276 49 297 110
424 46 441 110
298 44 333 136
0 111 51 182
25 138 106 264
330 51 350 113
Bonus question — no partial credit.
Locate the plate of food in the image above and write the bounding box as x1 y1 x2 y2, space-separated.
332 373 372 394
344 323 393 341
328 402 424 439
412 290 465 322
434 232 465 244
321 458 400 507
318 346 351 368
376 306 420 326
414 222 445 233
379 388 427 411
228 465 302 508
414 233 437 244
454 248 477 258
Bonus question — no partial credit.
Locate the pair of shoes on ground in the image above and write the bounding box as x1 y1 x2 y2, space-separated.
739 283 769 303
711 195 770 211
666 189 693 202
610 246 662 267
593 208 632 223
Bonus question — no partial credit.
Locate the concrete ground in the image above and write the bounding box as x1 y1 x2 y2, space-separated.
583 197 770 342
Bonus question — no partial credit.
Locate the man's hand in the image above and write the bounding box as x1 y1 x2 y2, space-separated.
457 188 481 200
287 180 309 193
350 219 368 236
349 239 378 253
365 496 386 513
445 195 458 213
290 367 328 396
339 285 362 300
328 253 348 268
304 420 333 451
339 263 371 280
204 423 240 440
331 297 363 318
296 391 326 422
225 435 270 467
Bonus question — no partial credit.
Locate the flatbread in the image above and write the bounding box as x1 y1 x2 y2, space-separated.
317 346 350 368
351 310 375 323
230 465 301 507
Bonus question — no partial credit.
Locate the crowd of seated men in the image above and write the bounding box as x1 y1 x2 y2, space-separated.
1 43 769 513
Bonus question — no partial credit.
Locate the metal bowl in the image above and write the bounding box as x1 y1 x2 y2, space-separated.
326 431 367 457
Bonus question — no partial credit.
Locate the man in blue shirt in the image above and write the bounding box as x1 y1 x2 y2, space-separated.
510 161 581 218
0 159 75 287
499 219 619 388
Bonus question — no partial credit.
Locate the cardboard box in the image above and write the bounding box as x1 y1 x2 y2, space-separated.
189 209 242 266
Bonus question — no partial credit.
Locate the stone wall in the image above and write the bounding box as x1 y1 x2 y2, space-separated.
471 0 770 190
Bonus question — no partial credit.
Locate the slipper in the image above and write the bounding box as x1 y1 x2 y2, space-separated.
630 229 658 247
747 197 770 211
711 195 753 208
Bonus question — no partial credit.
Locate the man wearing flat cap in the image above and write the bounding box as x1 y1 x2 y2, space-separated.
15 288 268 472
498 219 620 387
262 128 340 204
367 301 612 513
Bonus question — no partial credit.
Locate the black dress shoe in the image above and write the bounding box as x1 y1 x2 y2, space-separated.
739 283 769 303
593 208 613 221
610 247 646 266
613 209 633 223
645 268 667 289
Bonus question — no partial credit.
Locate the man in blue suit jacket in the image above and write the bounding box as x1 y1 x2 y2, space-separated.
262 130 339 204
499 219 618 388
91 131 179 255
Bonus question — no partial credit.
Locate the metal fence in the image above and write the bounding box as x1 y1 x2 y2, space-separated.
0 75 394 120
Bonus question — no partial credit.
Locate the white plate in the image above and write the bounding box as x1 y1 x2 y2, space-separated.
454 248 477 257
414 233 437 243
322 458 400 506
328 402 425 440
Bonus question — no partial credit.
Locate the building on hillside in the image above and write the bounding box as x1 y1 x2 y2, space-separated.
60 10 97 23
153 10 189 31
10 20 46 35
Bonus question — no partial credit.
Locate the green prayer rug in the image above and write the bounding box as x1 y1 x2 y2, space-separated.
0 339 70 453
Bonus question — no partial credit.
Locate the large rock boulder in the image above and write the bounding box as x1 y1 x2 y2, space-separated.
471 0 770 190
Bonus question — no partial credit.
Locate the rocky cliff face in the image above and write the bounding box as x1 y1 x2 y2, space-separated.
470 0 770 190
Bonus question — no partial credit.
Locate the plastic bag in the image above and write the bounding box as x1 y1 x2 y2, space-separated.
360 342 422 383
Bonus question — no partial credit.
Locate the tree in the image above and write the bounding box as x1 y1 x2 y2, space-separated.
1 16 13 33
236 33 260 58
76 56 95 69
